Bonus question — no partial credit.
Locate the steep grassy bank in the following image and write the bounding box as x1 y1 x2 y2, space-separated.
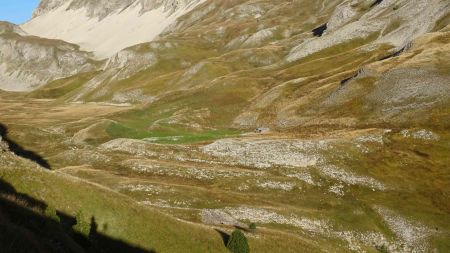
0 147 321 253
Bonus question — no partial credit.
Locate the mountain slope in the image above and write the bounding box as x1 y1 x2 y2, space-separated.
22 0 206 58
0 22 98 91
0 136 321 253
1 1 450 252
27 0 448 130
1 97 449 253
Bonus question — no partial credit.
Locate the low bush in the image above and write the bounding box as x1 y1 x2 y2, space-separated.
226 229 249 253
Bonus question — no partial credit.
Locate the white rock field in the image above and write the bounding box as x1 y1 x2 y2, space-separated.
22 0 206 58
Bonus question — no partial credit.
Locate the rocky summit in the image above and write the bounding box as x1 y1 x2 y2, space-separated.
0 1 449 253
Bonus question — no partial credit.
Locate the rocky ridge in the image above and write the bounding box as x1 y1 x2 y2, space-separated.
0 22 97 91
22 0 206 58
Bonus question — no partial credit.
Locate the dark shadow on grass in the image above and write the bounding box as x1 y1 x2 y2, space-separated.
0 179 15 193
0 178 47 210
0 123 51 169
370 0 383 8
312 23 327 37
340 72 359 86
214 229 230 246
0 178 156 253
378 43 411 61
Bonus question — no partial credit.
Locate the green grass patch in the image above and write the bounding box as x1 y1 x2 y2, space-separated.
106 122 240 144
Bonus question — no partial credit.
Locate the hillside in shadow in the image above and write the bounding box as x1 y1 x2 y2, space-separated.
0 178 156 253
0 123 51 169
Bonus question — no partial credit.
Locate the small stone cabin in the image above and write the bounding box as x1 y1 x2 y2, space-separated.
255 127 270 133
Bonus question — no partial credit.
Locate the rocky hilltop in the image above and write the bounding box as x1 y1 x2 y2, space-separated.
0 22 97 91
33 0 202 18
22 0 206 58
0 21 26 35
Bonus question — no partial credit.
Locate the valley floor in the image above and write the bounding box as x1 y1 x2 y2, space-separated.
1 96 449 253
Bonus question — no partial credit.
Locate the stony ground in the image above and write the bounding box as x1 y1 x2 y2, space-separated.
1 1 449 252
1 96 449 253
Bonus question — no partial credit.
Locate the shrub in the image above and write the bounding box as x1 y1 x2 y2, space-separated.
248 223 256 231
226 229 249 253
73 210 90 237
376 245 389 253
44 205 60 223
